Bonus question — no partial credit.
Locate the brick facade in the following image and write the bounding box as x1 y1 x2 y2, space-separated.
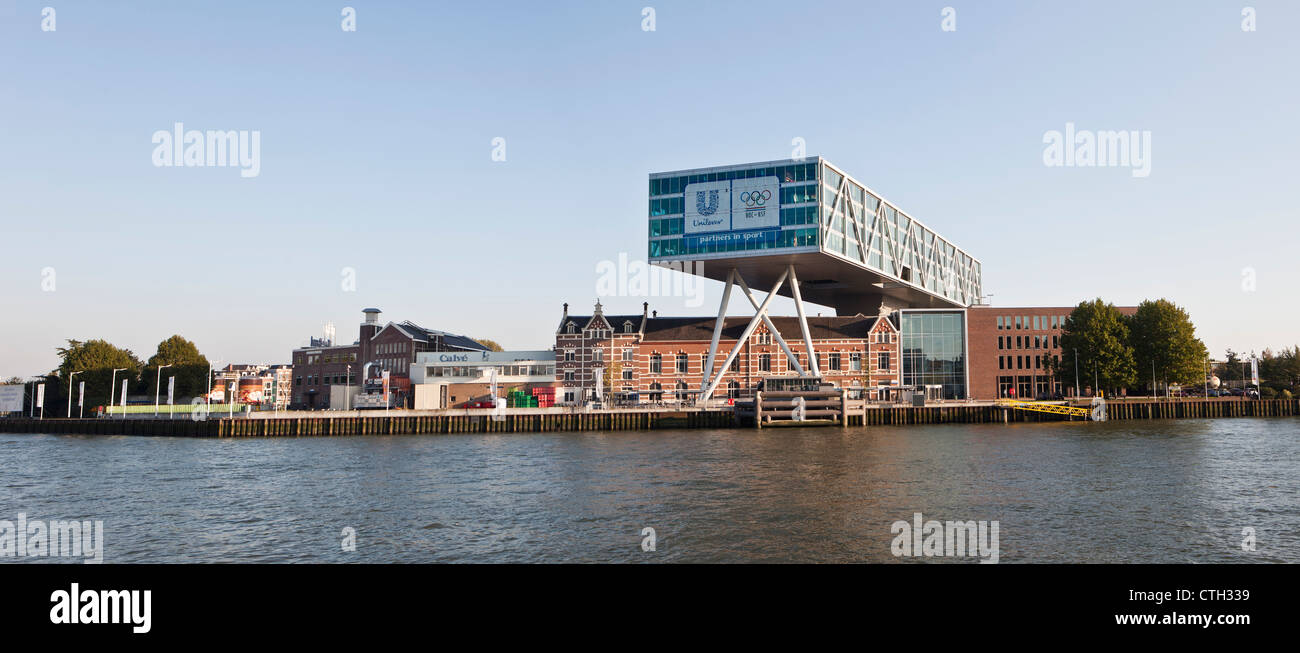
554 301 900 404
966 305 1137 401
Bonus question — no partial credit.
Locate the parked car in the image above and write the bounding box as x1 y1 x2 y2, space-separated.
1227 388 1245 397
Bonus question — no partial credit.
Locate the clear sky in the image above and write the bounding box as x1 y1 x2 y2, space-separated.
2 1 1297 377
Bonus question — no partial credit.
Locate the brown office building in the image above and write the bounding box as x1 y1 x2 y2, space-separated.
966 305 1137 400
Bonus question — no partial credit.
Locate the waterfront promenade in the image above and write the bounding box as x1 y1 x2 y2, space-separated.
1 398 1295 437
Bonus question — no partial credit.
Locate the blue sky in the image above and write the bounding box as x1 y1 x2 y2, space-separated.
2 1 1297 376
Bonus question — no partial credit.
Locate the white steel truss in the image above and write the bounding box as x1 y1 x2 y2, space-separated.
820 161 982 306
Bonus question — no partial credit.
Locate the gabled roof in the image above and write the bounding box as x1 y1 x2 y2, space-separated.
867 312 900 332
372 320 488 352
559 315 647 335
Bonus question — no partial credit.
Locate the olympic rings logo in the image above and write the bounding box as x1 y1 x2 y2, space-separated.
739 189 771 207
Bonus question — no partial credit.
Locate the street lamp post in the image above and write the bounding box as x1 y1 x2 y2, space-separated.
67 370 82 418
109 368 126 417
1073 349 1080 398
154 364 172 417
345 364 352 411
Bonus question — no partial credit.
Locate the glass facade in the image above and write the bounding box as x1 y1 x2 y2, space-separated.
648 161 819 259
900 311 967 400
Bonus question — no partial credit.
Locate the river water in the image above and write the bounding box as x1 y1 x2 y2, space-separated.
1 418 1295 563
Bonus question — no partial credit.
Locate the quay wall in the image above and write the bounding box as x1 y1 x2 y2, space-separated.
1 399 1295 437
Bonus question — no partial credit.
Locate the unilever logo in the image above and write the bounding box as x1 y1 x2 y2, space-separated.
695 190 719 216
739 189 771 208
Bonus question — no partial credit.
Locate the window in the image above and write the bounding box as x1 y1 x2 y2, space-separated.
850 352 862 371
829 353 841 371
1053 335 1059 348
997 316 1004 330
759 354 771 372
650 353 662 374
622 369 633 381
623 321 634 333
676 353 688 374
729 355 740 373
622 348 633 362
756 332 772 345
564 350 575 362
997 336 1003 350
999 357 1004 370
564 371 575 382
878 352 890 370
566 323 576 334
594 348 603 362
1015 316 1022 329
675 381 689 401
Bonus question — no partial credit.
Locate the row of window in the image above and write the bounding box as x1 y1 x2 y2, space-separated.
648 163 818 197
998 354 1060 371
296 373 352 386
649 228 818 258
376 342 408 354
300 351 357 365
427 365 554 378
997 315 1064 331
649 204 818 237
998 335 1060 350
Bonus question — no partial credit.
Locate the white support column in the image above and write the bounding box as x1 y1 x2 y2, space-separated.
700 268 736 395
701 268 789 403
734 274 806 377
788 265 820 376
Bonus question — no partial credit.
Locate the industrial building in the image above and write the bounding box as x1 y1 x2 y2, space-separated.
290 308 489 409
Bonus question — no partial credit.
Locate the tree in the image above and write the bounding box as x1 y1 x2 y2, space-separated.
1127 299 1208 393
143 335 210 399
474 338 504 352
52 339 144 411
1056 299 1136 396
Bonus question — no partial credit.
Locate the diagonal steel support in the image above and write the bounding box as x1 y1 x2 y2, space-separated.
700 268 789 403
788 265 820 376
734 274 806 377
700 268 735 393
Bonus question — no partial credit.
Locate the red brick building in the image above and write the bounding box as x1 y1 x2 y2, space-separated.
966 305 1137 400
291 308 488 409
554 301 901 404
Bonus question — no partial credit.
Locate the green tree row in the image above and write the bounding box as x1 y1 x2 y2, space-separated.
1047 298 1208 396
12 336 210 413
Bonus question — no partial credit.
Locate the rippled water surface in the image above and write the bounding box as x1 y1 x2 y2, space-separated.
1 418 1296 562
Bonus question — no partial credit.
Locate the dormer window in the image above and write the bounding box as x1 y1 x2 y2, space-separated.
566 323 576 334
623 321 634 333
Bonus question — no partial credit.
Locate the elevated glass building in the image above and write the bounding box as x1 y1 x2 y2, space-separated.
649 157 982 315
647 158 980 401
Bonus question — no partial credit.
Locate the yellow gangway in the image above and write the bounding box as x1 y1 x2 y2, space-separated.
996 398 1106 421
